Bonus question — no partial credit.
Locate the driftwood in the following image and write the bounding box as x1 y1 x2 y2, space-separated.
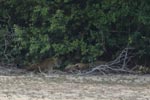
82 47 136 75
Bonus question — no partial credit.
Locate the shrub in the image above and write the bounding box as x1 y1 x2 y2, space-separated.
0 0 149 67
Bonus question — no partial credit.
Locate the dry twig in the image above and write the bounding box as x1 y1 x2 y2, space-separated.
82 47 135 75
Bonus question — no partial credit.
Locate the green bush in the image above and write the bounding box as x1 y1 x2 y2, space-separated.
0 0 149 67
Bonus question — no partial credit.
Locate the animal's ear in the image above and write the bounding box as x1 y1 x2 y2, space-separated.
53 57 62 63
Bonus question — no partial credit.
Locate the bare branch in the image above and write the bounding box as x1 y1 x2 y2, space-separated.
81 47 136 75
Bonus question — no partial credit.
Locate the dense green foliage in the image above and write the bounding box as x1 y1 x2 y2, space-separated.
0 0 149 67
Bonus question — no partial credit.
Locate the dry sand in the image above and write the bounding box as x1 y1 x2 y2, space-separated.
0 74 150 100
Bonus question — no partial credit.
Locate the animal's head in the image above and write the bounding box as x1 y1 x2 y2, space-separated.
53 57 62 68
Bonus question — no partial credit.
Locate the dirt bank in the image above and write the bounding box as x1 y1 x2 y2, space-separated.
0 74 150 100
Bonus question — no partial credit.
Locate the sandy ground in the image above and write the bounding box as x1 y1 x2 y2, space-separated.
0 74 150 100
0 66 150 100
